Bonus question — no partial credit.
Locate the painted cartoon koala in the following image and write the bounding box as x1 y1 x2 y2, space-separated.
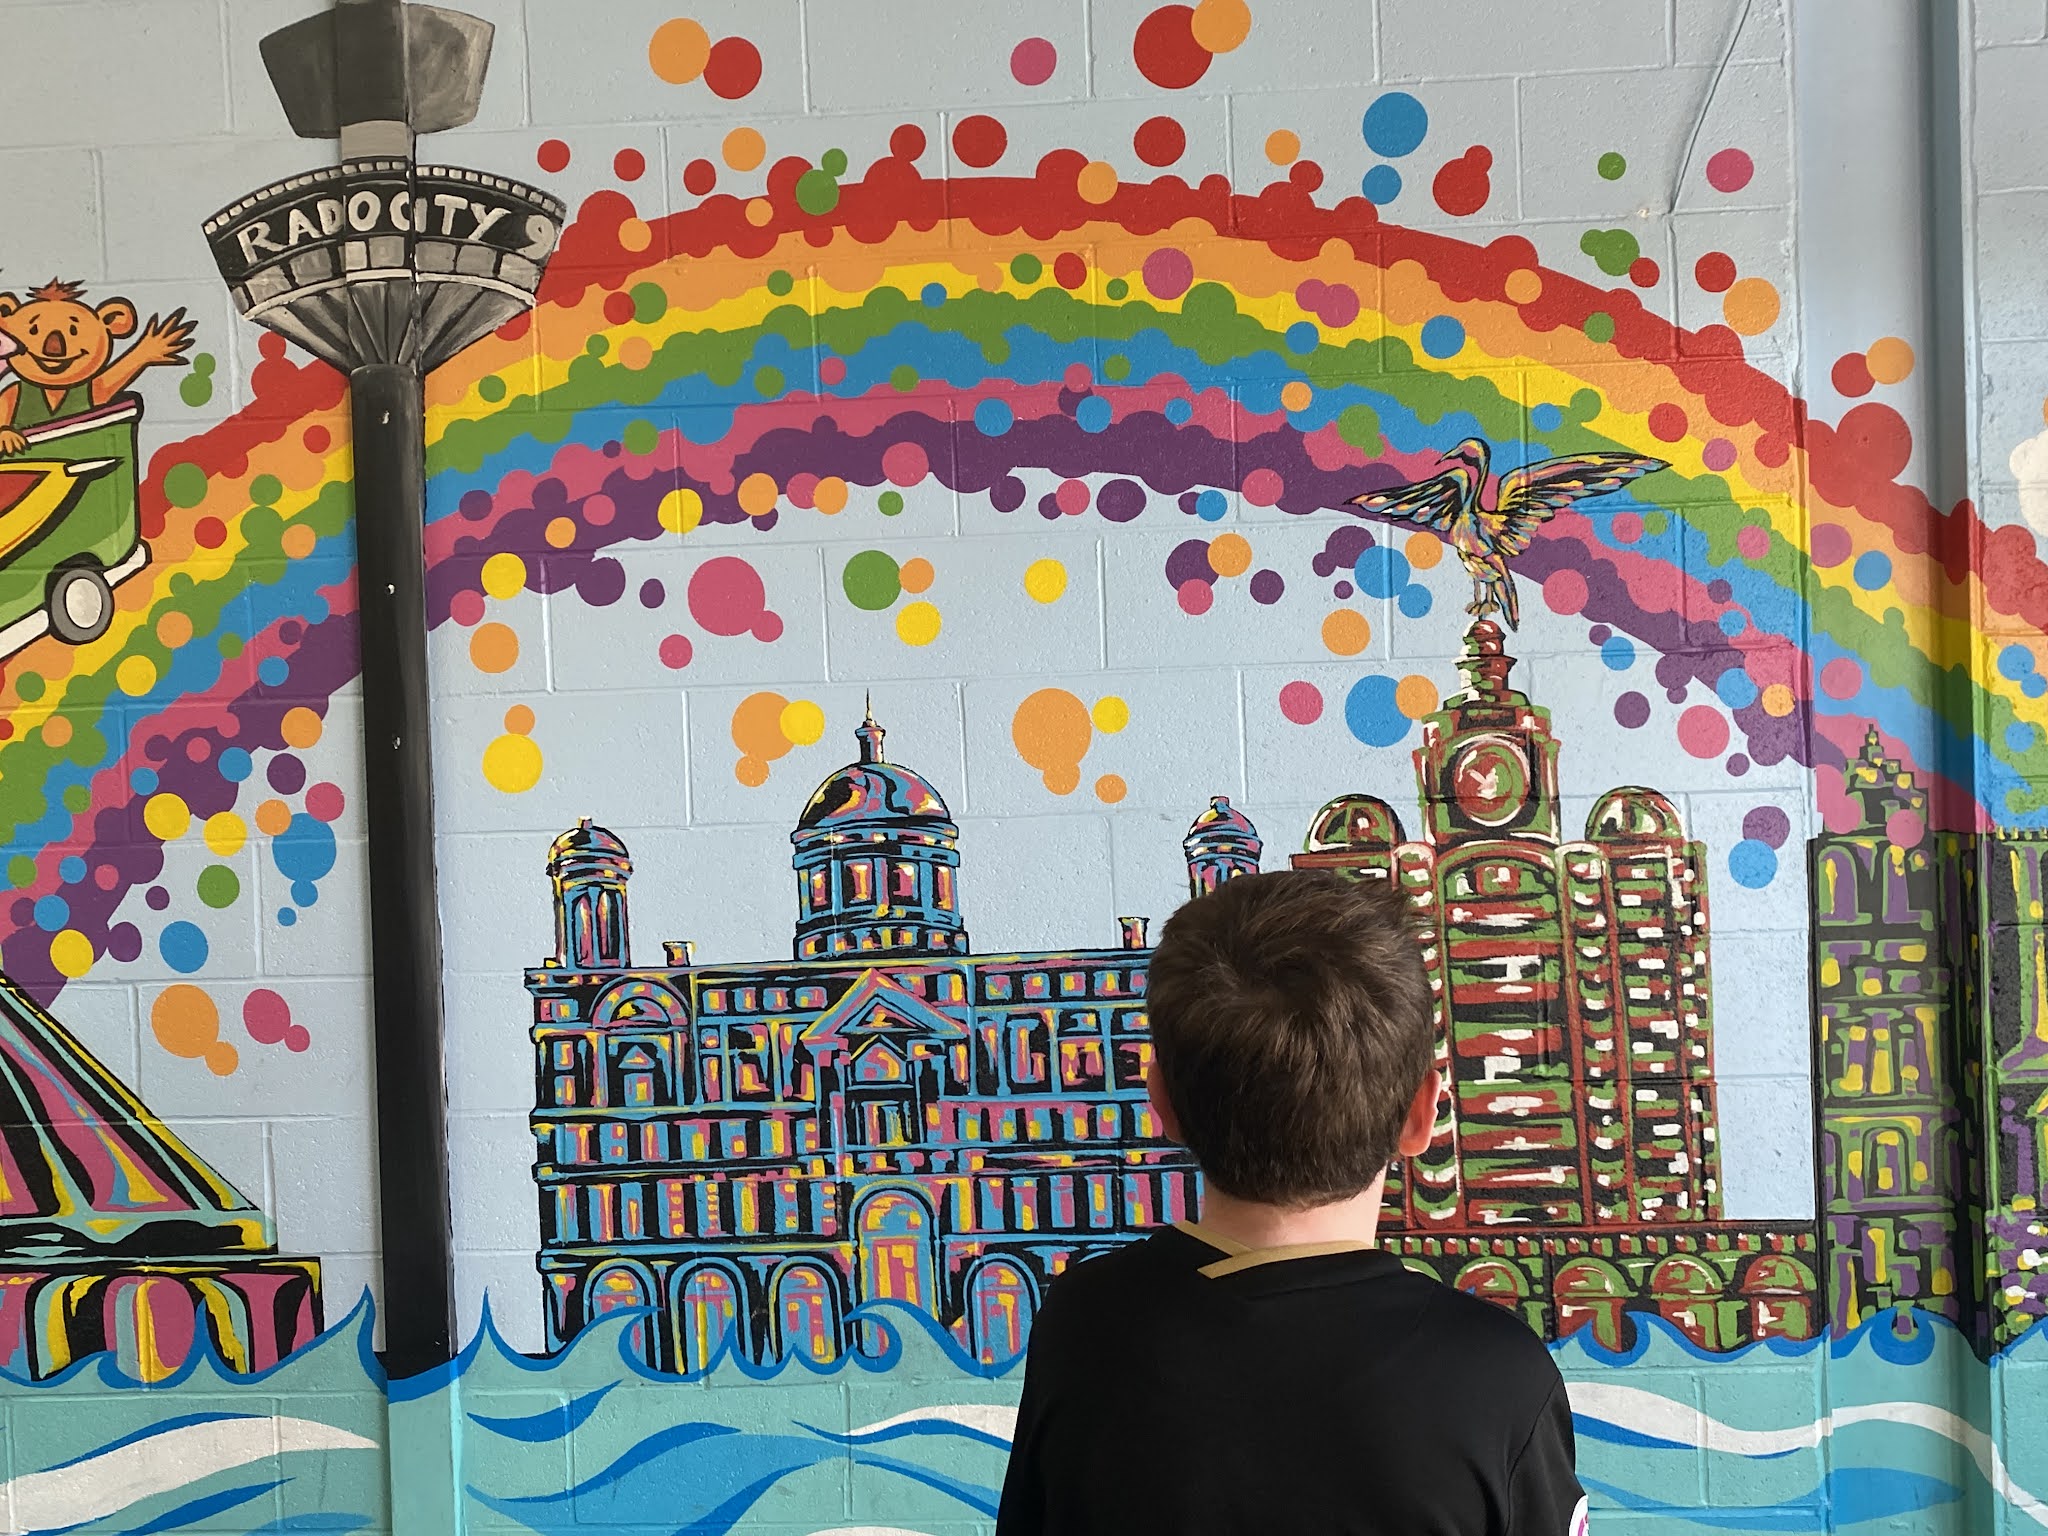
0 279 195 454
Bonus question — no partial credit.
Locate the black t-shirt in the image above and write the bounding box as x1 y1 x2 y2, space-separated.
997 1222 1588 1536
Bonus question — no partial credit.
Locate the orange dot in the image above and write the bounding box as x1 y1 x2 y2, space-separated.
1504 269 1542 304
545 515 577 548
40 715 69 748
813 476 848 514
205 1041 240 1077
156 610 193 648
1207 533 1253 578
150 984 219 1059
1095 773 1128 804
723 127 766 171
280 706 323 749
1264 129 1300 166
1866 336 1914 385
504 704 535 735
649 16 711 83
1722 277 1780 336
1280 380 1313 412
1322 608 1371 656
618 218 653 254
469 621 520 675
745 198 774 227
738 472 779 517
900 557 935 594
618 336 654 371
735 755 770 787
1076 161 1119 205
1191 0 1252 51
280 522 317 559
255 798 292 836
1404 531 1444 570
1761 683 1796 718
1394 674 1440 718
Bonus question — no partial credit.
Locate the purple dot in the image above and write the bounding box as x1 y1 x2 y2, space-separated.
1097 478 1147 523
9 899 30 927
533 477 568 511
1666 687 1688 704
1742 805 1792 848
1038 494 1063 520
1165 538 1215 588
278 620 303 645
578 557 628 607
639 578 665 609
1726 754 1750 776
1249 569 1285 605
460 489 493 521
1707 579 1732 603
108 922 142 962
991 475 1027 513
1178 491 1202 516
1334 581 1354 600
268 754 307 794
1614 692 1651 729
1589 624 1611 644
146 886 171 911
1811 523 1852 568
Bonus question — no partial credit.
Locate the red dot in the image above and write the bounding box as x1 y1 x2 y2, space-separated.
703 36 762 100
1133 5 1212 89
890 123 927 161
1648 402 1688 442
194 516 227 549
258 332 287 360
1628 256 1661 288
603 291 636 326
952 114 1008 169
1288 159 1324 192
1133 115 1187 167
1053 251 1088 290
302 425 330 454
1831 351 1875 398
1694 251 1736 293
683 158 716 196
1430 147 1492 217
537 139 571 173
614 148 646 181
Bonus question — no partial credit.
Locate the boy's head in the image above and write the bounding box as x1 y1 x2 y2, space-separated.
1144 869 1436 1209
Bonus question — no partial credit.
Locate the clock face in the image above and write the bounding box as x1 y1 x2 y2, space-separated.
1451 738 1529 826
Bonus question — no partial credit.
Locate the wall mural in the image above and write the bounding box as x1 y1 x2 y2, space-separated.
0 2 2042 1533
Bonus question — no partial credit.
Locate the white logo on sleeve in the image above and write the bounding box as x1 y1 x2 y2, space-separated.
1568 1494 1589 1534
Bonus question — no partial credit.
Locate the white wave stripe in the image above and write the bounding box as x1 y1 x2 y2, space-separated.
844 1405 1019 1442
805 1529 941 1536
1567 1383 2048 1530
0 1416 378 1536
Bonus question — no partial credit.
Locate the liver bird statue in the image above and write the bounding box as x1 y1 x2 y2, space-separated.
1347 438 1666 629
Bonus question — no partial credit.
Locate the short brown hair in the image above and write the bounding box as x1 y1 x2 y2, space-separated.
1145 869 1435 1207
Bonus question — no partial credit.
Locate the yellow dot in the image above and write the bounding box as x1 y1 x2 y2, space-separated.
1405 531 1444 570
280 706 323 749
49 929 93 979
1280 380 1313 412
659 487 704 535
745 197 775 227
481 552 527 600
1504 269 1543 304
1024 558 1068 604
1095 773 1128 804
723 126 766 171
738 472 779 517
1722 277 1780 336
204 812 248 857
896 601 942 646
1076 161 1119 205
1866 336 1915 385
618 218 653 254
1264 129 1300 166
144 793 191 842
545 516 577 548
1191 0 1251 51
116 655 157 697
900 557 935 594
1761 683 1796 718
504 704 536 735
482 733 544 793
1092 696 1130 734
1208 532 1253 578
780 698 826 746
1322 608 1371 656
1395 675 1440 718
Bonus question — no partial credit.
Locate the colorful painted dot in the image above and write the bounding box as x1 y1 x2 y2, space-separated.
1025 559 1068 603
1729 839 1778 888
1419 316 1464 358
1010 36 1057 85
1279 681 1323 724
1705 148 1754 193
1362 92 1428 157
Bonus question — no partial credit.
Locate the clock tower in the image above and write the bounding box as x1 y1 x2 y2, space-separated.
1415 619 1562 847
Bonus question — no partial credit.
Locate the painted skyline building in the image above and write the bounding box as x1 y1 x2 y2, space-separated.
1981 828 2048 1346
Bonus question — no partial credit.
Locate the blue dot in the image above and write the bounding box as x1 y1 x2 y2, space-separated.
1284 321 1320 354
1362 91 1429 157
2007 721 2038 753
1195 489 1228 522
278 907 297 927
1999 643 2035 681
33 895 68 932
57 856 86 885
1345 675 1412 748
1531 403 1563 433
1361 165 1403 205
218 748 253 783
1397 584 1433 618
1076 396 1112 433
1853 550 1893 590
1419 316 1465 359
130 768 160 795
2029 675 2047 699
920 282 947 308
258 657 289 687
1728 840 1778 889
1715 669 1759 709
1601 634 1636 670
1718 610 1747 637
1165 397 1193 424
274 814 338 887
159 921 209 974
974 398 1013 436
292 880 320 907
1355 546 1413 599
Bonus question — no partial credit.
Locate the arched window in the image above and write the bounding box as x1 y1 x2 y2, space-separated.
857 1192 933 1309
1453 1258 1529 1315
968 1260 1036 1364
587 1264 654 1364
774 1264 839 1362
1649 1255 1727 1351
1740 1254 1816 1341
1555 1259 1630 1352
676 1266 741 1372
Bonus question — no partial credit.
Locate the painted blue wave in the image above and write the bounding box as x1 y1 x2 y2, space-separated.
1581 1468 1964 1532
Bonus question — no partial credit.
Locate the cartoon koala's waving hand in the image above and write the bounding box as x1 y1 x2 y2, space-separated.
0 280 197 455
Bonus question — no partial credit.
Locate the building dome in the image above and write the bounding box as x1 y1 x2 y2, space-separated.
1304 794 1408 853
1587 788 1685 842
1183 795 1262 897
549 818 630 871
549 819 632 970
796 717 953 832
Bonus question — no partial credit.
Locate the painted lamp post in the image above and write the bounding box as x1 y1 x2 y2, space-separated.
202 0 564 1380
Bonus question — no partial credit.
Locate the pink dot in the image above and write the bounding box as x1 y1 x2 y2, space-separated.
582 493 616 527
882 440 929 486
450 589 485 626
1706 148 1755 193
659 633 694 669
1063 362 1093 392
305 782 346 823
1611 512 1643 544
1820 657 1863 699
786 473 819 508
1703 438 1737 472
1543 568 1589 615
1177 578 1215 616
1676 705 1731 759
1010 36 1057 86
1279 681 1324 724
752 612 785 642
243 988 291 1045
820 356 847 386
1241 468 1284 507
1810 523 1851 568
1886 807 1926 849
285 1025 312 1053
1318 283 1360 328
1736 524 1769 560
1142 247 1194 301
1055 479 1092 516
94 863 120 891
687 555 772 637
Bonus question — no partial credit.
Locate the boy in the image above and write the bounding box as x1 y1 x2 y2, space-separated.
996 870 1588 1535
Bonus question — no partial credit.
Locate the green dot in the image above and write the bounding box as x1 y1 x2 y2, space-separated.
822 148 848 177
1642 509 1668 536
754 365 785 397
197 864 241 909
1010 253 1043 284
1104 277 1129 300
1597 152 1627 181
623 419 660 457
1583 311 1616 344
478 374 508 403
218 633 243 660
878 490 904 517
15 672 43 703
179 375 214 408
982 338 1010 366
164 463 208 510
767 270 795 296
1335 403 1383 453
62 785 90 813
795 169 840 215
192 352 217 377
1578 227 1640 278
1103 354 1131 381
842 550 902 610
889 364 919 392
247 475 281 506
7 856 34 888
585 334 609 357
630 282 668 324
